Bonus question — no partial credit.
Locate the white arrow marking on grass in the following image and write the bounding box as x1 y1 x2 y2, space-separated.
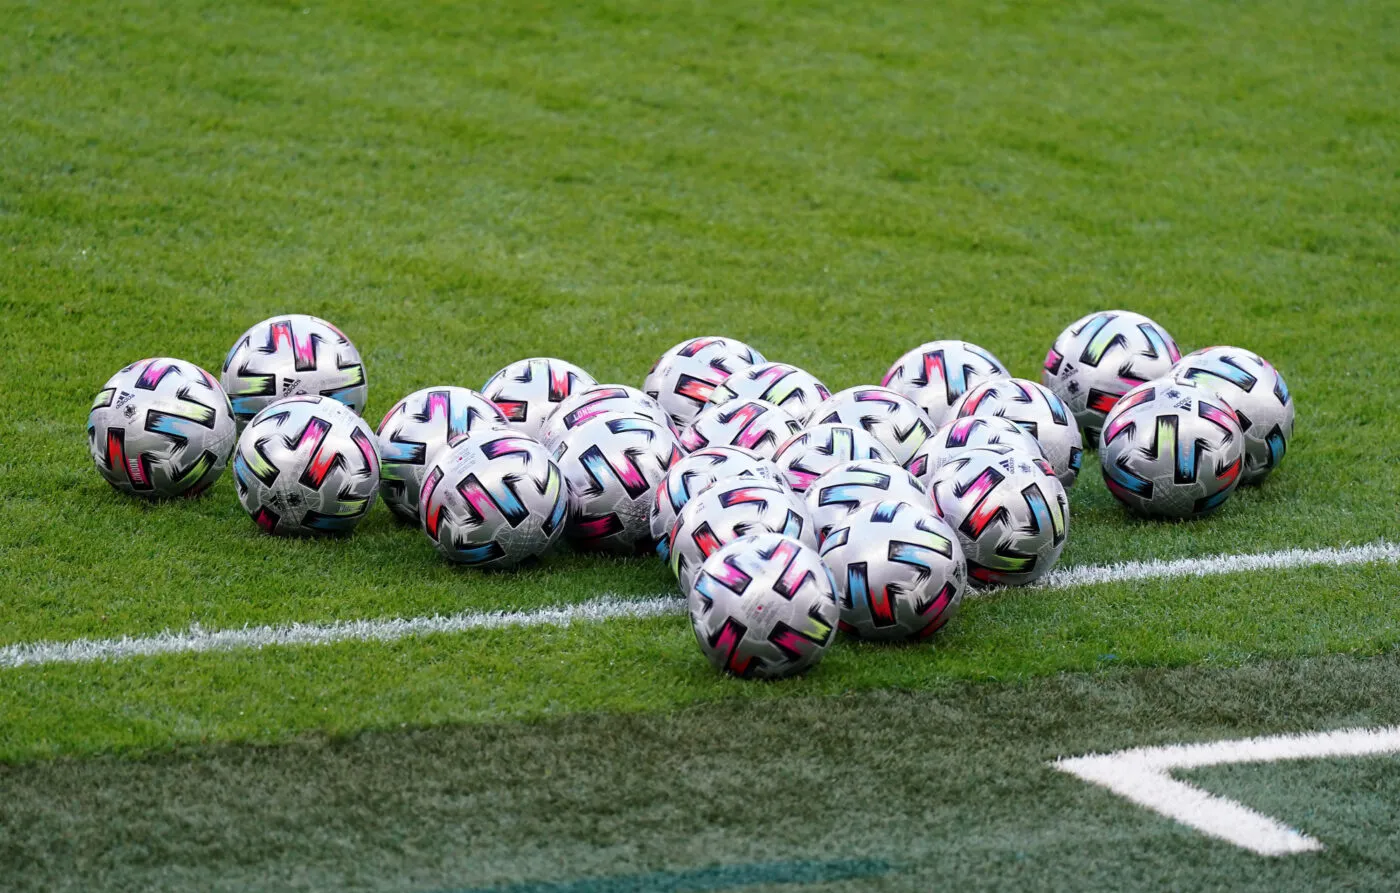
0 541 1394 669
1053 725 1400 855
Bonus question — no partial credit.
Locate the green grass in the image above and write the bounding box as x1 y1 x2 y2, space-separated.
5 652 1400 892
4 560 1399 762
2 0 1400 887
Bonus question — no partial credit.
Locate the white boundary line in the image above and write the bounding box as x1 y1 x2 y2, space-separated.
1052 725 1400 855
0 596 684 670
0 541 1395 671
1028 540 1400 591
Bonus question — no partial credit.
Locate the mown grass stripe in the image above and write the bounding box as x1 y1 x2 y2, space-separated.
1 542 1395 670
433 859 896 893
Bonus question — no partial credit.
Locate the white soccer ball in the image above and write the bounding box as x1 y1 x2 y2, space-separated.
772 423 895 493
643 336 766 427
669 478 817 594
649 446 787 560
681 398 803 458
88 357 237 498
538 384 676 452
954 378 1084 487
688 533 840 679
905 416 1046 485
1042 310 1182 442
553 414 684 553
706 362 831 422
375 387 510 522
221 314 367 427
804 459 934 544
819 500 968 641
881 340 1010 428
1099 380 1245 518
1170 346 1293 486
807 386 934 466
482 357 597 440
232 395 380 536
419 431 567 567
929 446 1068 587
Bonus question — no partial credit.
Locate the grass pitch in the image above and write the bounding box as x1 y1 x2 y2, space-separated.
7 653 1400 892
2 0 1399 889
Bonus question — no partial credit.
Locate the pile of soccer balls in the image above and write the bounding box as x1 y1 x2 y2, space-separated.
88 311 1294 679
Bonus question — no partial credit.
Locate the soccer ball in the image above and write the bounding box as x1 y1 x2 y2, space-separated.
929 446 1068 586
232 395 380 535
88 357 236 498
1042 310 1181 442
807 386 934 466
650 446 787 560
375 387 510 522
482 357 597 440
538 384 676 452
419 431 567 567
881 340 1009 427
681 398 803 458
643 336 766 427
804 459 935 544
954 378 1084 487
1170 346 1293 486
221 314 367 427
1099 380 1245 518
669 478 817 594
688 533 840 679
905 416 1045 485
819 500 967 641
707 362 831 422
772 423 895 492
554 414 684 553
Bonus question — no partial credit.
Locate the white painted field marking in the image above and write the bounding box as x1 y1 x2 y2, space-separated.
1025 540 1400 592
0 540 1394 670
1053 725 1400 856
0 595 684 670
